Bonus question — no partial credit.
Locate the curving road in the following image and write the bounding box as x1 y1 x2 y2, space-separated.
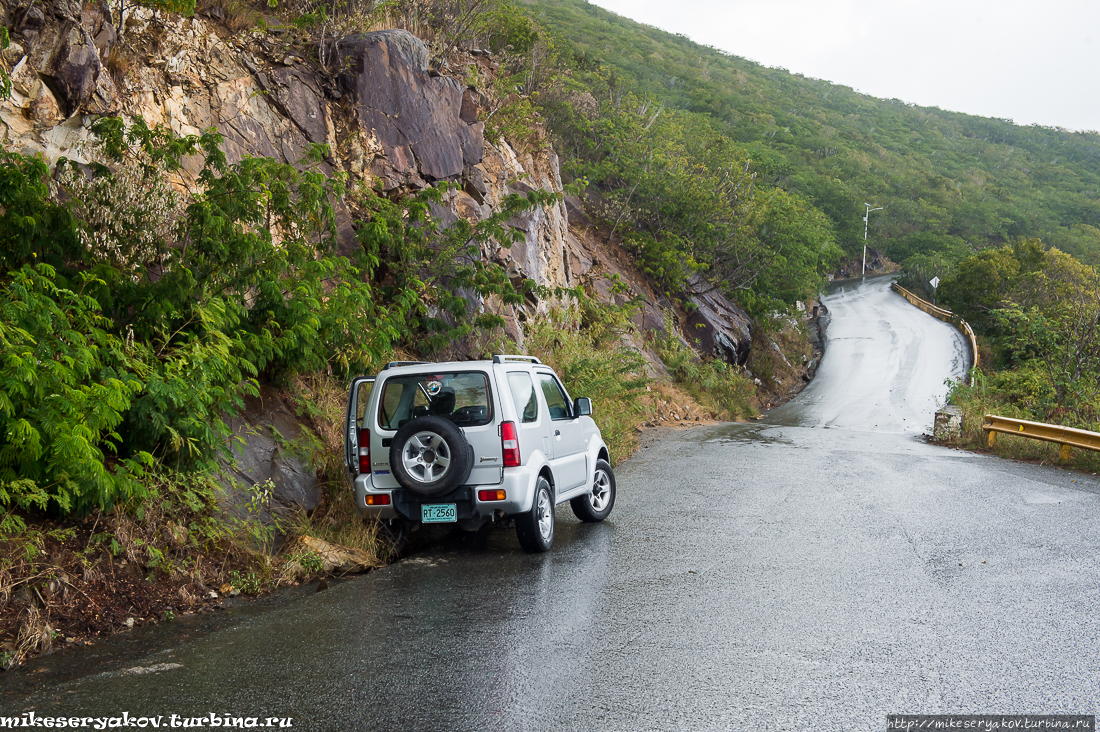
7 276 1100 730
770 276 969 434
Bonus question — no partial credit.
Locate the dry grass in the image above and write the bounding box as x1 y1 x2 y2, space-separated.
196 0 264 34
105 44 135 88
282 374 404 564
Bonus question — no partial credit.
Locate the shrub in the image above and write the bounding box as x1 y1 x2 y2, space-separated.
524 303 648 464
0 265 151 513
654 322 757 421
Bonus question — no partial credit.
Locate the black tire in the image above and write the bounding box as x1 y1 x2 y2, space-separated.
389 416 473 498
516 476 555 553
570 459 616 522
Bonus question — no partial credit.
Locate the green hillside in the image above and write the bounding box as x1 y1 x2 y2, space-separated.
522 0 1100 270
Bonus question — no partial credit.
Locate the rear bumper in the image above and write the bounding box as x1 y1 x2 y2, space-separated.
353 473 397 521
353 467 541 521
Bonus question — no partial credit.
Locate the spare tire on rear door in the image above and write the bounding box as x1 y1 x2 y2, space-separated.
389 416 473 498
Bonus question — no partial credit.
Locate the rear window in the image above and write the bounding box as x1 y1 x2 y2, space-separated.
377 372 492 430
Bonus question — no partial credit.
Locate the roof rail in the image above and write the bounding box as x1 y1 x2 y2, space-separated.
381 361 430 370
492 354 542 364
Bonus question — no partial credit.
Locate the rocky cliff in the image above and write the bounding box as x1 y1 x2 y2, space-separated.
0 1 763 509
0 0 754 348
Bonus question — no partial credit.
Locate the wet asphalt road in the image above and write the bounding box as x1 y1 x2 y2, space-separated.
7 276 1100 730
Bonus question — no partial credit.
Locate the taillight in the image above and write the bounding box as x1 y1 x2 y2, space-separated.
501 421 520 467
365 494 390 506
478 489 507 501
357 428 370 474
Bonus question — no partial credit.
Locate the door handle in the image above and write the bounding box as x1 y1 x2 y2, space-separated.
554 430 561 436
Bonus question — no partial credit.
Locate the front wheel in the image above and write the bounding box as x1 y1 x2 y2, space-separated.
570 459 616 522
516 477 555 553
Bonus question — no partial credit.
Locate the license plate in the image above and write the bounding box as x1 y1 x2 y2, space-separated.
421 504 457 523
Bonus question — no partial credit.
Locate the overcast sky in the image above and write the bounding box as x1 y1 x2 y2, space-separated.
587 0 1100 132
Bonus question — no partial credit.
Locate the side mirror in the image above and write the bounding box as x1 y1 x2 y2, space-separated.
575 397 592 417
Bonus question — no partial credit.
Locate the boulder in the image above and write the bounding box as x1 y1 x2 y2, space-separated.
289 536 377 574
359 28 429 71
220 385 322 521
933 406 963 441
337 30 484 188
45 25 102 114
462 165 488 204
1 41 24 65
683 274 752 366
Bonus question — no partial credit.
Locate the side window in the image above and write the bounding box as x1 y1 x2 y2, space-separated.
507 372 539 423
538 374 572 421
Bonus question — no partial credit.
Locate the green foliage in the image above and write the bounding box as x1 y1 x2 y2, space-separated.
520 0 1100 271
742 186 842 312
0 152 83 273
991 250 1100 416
475 0 539 55
0 117 554 517
0 265 151 513
1 28 11 101
138 0 197 16
228 569 263 594
947 375 1100 473
943 243 1100 430
552 87 838 314
653 323 757 421
358 183 557 353
295 550 325 574
939 239 1044 330
523 301 649 464
622 231 700 295
474 5 845 315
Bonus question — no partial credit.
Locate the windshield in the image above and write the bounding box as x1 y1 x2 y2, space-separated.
377 372 492 430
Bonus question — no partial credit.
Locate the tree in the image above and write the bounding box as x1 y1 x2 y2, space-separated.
939 239 1044 331
995 249 1100 418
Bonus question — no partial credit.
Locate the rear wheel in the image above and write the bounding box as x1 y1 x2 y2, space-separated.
570 459 616 522
516 477 555 553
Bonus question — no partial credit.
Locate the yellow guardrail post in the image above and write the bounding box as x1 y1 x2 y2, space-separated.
982 414 1100 460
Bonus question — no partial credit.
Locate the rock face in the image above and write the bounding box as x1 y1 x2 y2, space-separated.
221 386 322 521
684 274 753 366
337 30 484 189
0 4 760 511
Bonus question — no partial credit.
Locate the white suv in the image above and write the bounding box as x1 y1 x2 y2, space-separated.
343 355 616 552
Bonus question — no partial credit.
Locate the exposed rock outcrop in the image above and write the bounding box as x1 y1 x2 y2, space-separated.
0 3 760 509
684 274 753 366
221 386 322 521
337 30 484 189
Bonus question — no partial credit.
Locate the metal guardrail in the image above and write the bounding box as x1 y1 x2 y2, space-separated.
983 414 1100 460
891 283 980 381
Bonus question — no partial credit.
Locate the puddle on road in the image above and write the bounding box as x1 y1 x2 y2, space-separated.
691 422 795 446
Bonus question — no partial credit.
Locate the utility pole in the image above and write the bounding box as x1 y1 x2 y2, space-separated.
863 203 883 277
